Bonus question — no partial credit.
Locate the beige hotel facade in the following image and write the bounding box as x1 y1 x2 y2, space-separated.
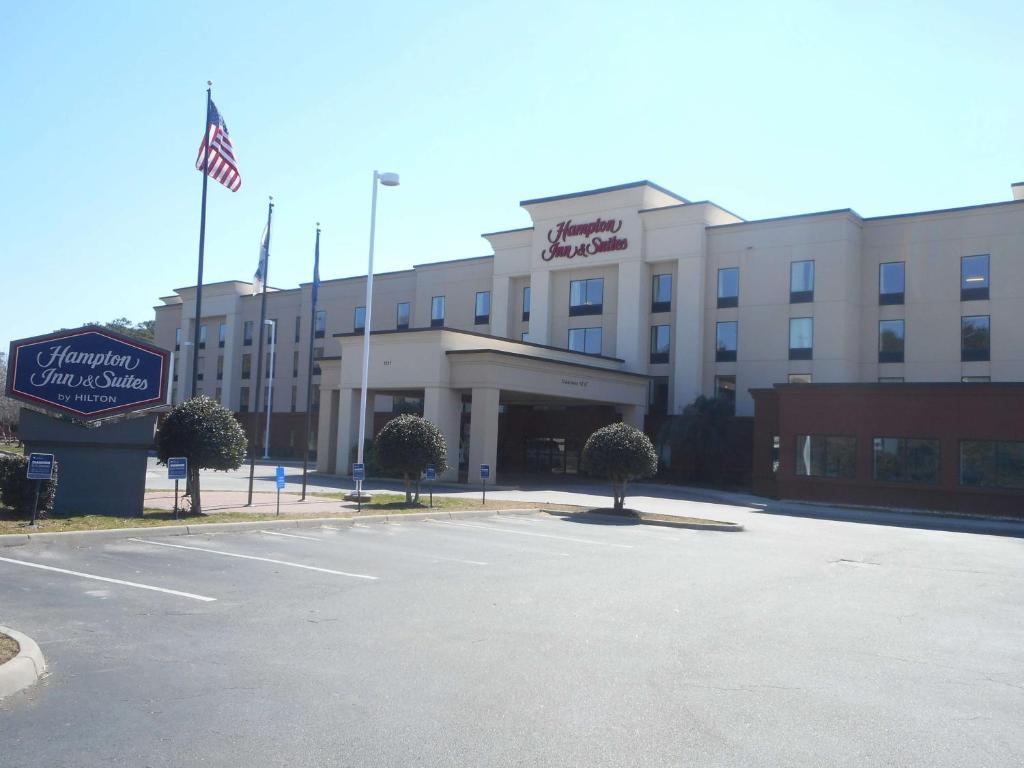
154 180 1024 484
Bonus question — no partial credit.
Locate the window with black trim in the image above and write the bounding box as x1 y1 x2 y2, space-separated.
396 302 410 330
313 346 323 376
795 435 856 478
292 350 299 378
198 325 208 350
650 325 670 364
717 267 739 308
475 291 490 324
961 254 989 301
196 356 204 381
239 386 250 413
789 317 813 360
790 260 814 303
716 321 737 362
569 278 603 316
715 375 736 412
879 319 905 363
960 440 1024 488
315 310 326 338
218 323 227 348
241 353 251 380
879 262 905 305
243 321 254 346
354 306 365 332
652 274 672 312
522 286 531 321
431 296 445 327
648 377 669 416
175 327 181 351
568 327 602 355
294 316 301 343
873 437 940 483
216 356 224 381
961 315 990 361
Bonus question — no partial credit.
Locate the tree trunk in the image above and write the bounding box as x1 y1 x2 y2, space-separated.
413 478 421 504
190 465 202 515
612 481 623 511
620 480 628 511
403 472 412 504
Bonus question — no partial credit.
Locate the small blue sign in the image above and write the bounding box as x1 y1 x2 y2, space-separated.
167 457 188 481
6 326 169 419
425 464 436 481
275 466 286 490
26 453 55 481
479 464 490 480
352 463 365 481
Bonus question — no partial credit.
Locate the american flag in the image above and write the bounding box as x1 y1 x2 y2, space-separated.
195 101 241 192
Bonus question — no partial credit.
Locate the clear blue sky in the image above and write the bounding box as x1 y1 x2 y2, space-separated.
2 1 1022 351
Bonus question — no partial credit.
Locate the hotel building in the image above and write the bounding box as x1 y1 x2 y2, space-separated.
153 180 1024 499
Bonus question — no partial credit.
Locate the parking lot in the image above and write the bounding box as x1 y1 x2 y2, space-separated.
2 503 1023 767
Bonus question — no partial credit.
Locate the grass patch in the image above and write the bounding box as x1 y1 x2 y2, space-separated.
0 632 19 666
0 443 24 457
309 491 582 515
0 508 350 534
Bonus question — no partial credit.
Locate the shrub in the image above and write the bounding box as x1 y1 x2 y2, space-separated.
155 395 247 515
372 414 448 503
581 422 658 511
658 395 734 485
0 454 59 519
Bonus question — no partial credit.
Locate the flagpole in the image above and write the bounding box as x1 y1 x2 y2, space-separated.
246 196 274 506
190 81 213 398
300 224 320 501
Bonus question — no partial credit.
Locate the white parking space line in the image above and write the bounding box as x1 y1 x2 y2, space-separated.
437 520 634 549
0 555 217 602
259 529 322 541
128 538 379 580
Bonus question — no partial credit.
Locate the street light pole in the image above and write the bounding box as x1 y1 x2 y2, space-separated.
355 170 399 499
263 318 276 460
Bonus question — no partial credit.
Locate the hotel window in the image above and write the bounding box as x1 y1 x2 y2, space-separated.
789 317 813 360
315 310 326 338
717 267 739 308
215 386 222 403
431 296 445 327
715 321 737 362
879 262 905 305
290 385 297 413
311 386 321 411
960 440 1024 488
396 302 410 330
790 260 815 303
788 373 812 384
521 332 529 342
879 319 905 363
475 292 491 324
218 323 227 348
715 375 736 412
795 435 856 479
961 376 990 382
568 327 602 355
293 350 299 378
879 377 904 383
313 346 323 376
198 325 208 350
354 306 366 332
241 353 251 380
239 386 250 413
961 254 989 301
522 286 531 321
569 278 604 316
196 356 204 381
216 356 224 381
873 438 940 484
961 315 990 361
652 274 672 313
243 320 254 346
648 377 669 416
650 325 670 364
294 316 301 343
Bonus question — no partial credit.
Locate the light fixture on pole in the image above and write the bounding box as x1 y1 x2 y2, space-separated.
353 170 399 501
263 318 276 460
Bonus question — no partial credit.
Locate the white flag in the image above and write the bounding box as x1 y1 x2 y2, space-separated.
253 224 268 295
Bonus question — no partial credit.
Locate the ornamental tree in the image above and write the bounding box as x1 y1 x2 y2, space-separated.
155 395 247 515
581 422 658 511
373 414 448 504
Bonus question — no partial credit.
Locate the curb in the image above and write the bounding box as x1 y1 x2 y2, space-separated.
0 626 46 700
543 508 743 532
0 508 542 546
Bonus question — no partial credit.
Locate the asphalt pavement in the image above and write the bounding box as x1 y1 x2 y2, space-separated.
1 493 1022 766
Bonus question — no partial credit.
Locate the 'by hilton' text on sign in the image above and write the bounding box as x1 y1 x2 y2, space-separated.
6 326 169 419
541 217 628 261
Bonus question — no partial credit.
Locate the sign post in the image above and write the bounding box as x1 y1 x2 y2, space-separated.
275 466 286 517
479 464 490 506
167 457 188 520
26 453 55 527
425 464 436 509
352 463 365 514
